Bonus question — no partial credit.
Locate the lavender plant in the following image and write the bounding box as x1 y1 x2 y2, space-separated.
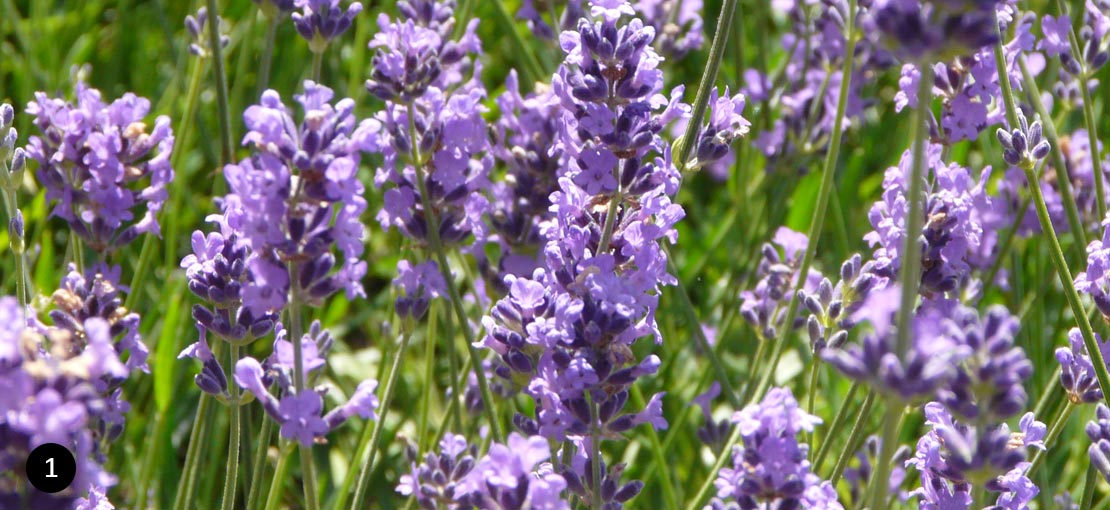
4 0 1110 509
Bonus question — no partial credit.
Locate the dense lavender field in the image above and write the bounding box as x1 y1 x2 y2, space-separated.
2 0 1110 509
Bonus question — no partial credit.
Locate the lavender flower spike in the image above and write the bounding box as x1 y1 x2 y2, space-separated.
292 0 363 52
26 83 175 252
714 387 843 510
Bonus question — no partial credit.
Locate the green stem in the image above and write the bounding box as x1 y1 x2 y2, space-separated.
589 395 603 510
311 50 323 83
973 488 989 510
349 331 413 510
1027 402 1075 476
418 303 438 451
806 359 820 454
1082 463 1099 510
867 403 902 510
220 344 242 510
406 103 503 442
1016 56 1087 253
205 0 234 166
629 386 680 510
256 15 280 98
993 35 1110 410
173 394 214 510
752 0 858 401
245 414 274 510
286 264 320 510
894 62 932 357
813 381 862 472
0 188 28 307
1056 0 1107 223
264 444 294 510
828 390 875 485
675 0 739 169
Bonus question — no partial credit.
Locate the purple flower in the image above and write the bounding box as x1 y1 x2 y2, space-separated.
1076 216 1110 317
872 0 1003 58
452 433 570 509
572 145 619 195
181 223 277 346
221 82 375 313
630 0 705 57
935 305 1032 421
393 259 446 319
823 287 970 401
1 293 136 507
277 391 329 445
1087 404 1110 482
715 388 841 510
1039 15 1072 57
1056 327 1108 404
50 264 147 375
864 143 992 296
908 402 1044 495
397 433 478 508
25 83 175 252
227 320 374 443
292 0 363 52
74 486 115 510
488 72 565 283
184 7 230 57
687 87 750 173
740 227 821 341
996 110 1051 167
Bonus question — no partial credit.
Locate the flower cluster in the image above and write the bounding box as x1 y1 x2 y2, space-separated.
368 0 492 300
901 304 1044 509
634 0 705 58
179 224 278 396
0 295 132 509
823 287 968 401
908 404 1043 508
864 143 995 296
233 322 379 445
872 0 1005 58
292 0 363 52
488 72 565 284
397 433 572 509
712 387 842 510
1087 404 1110 483
894 11 1036 144
686 87 750 177
219 81 375 315
1076 217 1110 319
1056 328 1109 404
748 0 890 170
740 227 819 341
25 83 175 253
1040 1 1109 77
184 7 230 58
799 253 880 351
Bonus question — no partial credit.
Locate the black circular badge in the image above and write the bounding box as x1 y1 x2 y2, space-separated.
26 443 76 493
